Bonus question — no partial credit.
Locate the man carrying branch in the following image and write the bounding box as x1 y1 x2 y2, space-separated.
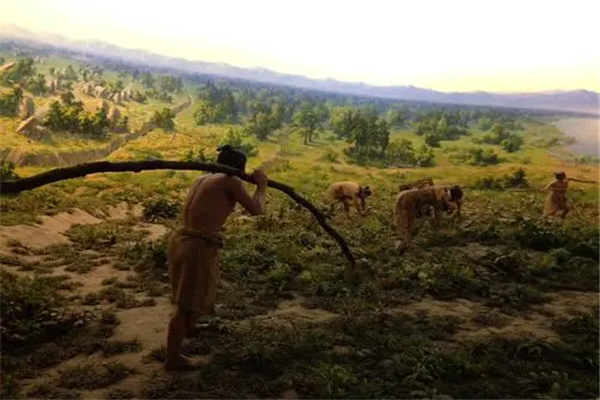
165 145 268 370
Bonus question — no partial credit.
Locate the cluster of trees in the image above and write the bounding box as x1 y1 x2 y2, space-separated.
43 92 111 138
387 139 435 167
150 108 175 131
474 122 524 152
473 168 529 190
194 82 238 124
447 146 500 166
476 113 522 131
292 102 328 144
414 111 469 147
182 127 259 163
139 72 182 103
0 86 23 116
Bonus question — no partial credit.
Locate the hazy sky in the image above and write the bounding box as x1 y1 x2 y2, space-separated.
1 0 598 93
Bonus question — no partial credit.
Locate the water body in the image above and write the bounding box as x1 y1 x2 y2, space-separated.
553 117 599 156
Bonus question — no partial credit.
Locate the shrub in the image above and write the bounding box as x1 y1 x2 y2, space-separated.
0 160 19 181
219 128 259 158
0 271 88 347
182 148 214 163
0 86 23 116
319 148 339 163
449 147 500 166
150 108 175 131
142 196 181 222
473 168 529 190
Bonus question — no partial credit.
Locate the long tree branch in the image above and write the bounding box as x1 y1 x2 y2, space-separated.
0 160 356 269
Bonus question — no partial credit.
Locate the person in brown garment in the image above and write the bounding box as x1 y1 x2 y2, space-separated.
327 181 372 216
394 185 463 249
165 145 268 370
398 177 434 192
541 171 595 219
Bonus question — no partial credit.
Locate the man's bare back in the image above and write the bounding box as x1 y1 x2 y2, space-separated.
182 171 267 232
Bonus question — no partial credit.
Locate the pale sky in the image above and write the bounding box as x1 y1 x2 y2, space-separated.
1 0 598 93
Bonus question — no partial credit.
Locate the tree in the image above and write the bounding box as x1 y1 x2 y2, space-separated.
44 101 65 131
0 86 23 116
293 104 320 144
386 108 408 128
387 138 415 165
140 72 155 88
414 144 435 167
151 108 175 131
63 65 78 81
194 101 216 126
424 132 441 147
244 111 272 141
60 91 75 106
500 133 524 153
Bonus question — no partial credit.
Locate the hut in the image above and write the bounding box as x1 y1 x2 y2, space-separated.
16 116 39 135
94 86 107 98
107 106 121 127
45 79 56 94
83 82 95 96
0 61 15 72
17 96 35 119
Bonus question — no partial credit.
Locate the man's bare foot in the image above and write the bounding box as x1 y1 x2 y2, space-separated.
164 354 202 371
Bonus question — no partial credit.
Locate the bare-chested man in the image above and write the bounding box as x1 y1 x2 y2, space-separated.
165 145 268 370
327 181 372 216
394 185 463 249
541 171 595 219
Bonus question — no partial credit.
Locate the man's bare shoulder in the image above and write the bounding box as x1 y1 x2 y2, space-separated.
210 173 243 189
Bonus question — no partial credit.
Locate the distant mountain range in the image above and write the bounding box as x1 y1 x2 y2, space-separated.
1 23 598 115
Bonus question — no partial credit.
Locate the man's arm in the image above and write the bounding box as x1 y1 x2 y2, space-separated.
568 177 596 184
540 181 555 191
227 171 267 216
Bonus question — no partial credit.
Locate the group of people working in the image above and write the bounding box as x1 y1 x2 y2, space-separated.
164 145 595 370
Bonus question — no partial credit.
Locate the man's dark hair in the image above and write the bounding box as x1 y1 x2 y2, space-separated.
555 171 566 180
216 145 247 171
360 186 372 199
449 185 463 201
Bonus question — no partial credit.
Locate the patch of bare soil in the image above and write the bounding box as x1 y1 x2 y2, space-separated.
234 299 338 330
53 261 134 296
398 292 598 343
0 209 102 250
135 223 168 242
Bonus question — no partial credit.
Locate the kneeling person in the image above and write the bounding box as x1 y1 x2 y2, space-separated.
166 145 268 370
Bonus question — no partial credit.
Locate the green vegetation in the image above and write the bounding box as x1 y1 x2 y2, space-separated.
150 107 175 131
0 86 23 116
474 122 524 153
44 92 110 138
0 47 598 399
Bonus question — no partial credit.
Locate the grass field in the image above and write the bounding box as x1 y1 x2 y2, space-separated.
1 57 599 399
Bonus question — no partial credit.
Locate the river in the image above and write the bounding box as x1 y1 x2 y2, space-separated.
553 117 599 156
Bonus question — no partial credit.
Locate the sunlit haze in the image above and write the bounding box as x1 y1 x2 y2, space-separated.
1 0 598 93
